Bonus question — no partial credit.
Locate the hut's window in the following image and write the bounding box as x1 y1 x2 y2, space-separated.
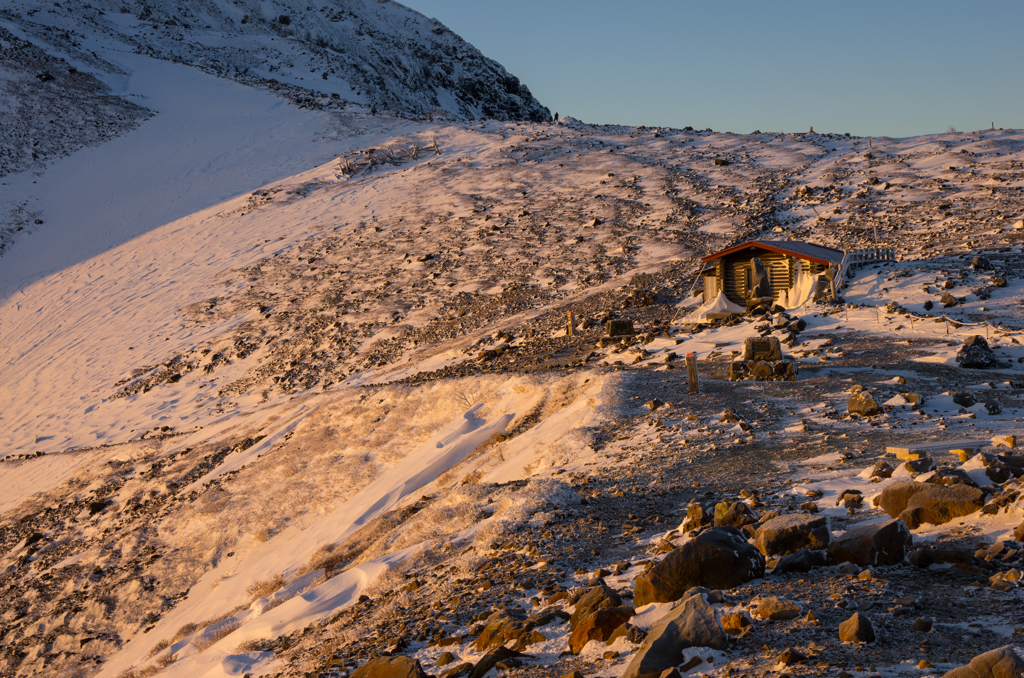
745 266 752 292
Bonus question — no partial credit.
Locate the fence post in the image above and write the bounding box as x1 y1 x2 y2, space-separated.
567 311 575 337
686 353 699 394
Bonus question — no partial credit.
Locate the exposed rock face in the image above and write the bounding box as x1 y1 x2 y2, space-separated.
352 655 429 678
621 594 728 678
828 518 912 567
876 481 986 529
838 612 875 643
942 645 1024 678
633 527 765 606
568 606 634 654
754 513 830 556
10 0 551 123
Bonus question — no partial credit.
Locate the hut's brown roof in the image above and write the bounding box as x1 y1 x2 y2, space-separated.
701 240 844 266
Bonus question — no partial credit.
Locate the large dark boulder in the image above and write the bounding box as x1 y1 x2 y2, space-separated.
828 518 912 567
569 584 622 628
957 335 1009 369
622 594 728 678
772 549 828 574
876 481 985 529
754 513 830 556
634 527 765 606
352 656 429 678
838 612 875 643
942 645 1024 678
568 606 634 654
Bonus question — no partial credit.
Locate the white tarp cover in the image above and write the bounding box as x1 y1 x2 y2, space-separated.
680 290 746 321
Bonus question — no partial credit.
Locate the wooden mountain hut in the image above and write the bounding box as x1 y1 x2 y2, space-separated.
700 240 845 305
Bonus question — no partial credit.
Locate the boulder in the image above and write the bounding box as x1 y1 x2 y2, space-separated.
838 612 875 643
828 518 912 567
942 292 959 308
352 656 429 678
440 665 474 678
876 481 985 529
607 623 645 645
908 547 974 568
848 391 882 416
569 584 622 628
621 594 728 678
680 501 712 533
714 501 757 529
972 255 992 270
953 391 977 407
720 612 751 636
633 527 765 606
754 514 830 556
871 460 895 479
568 606 635 654
470 647 527 678
957 335 1009 369
752 596 800 621
772 549 828 574
979 452 1024 483
942 645 1024 678
474 609 529 651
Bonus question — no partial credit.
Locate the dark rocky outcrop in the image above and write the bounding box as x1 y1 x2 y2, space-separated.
754 513 830 556
828 518 912 567
634 527 764 606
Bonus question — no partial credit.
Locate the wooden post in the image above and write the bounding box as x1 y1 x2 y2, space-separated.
685 353 699 394
567 311 575 337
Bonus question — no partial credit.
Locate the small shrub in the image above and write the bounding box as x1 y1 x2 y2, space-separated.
300 543 347 577
193 620 241 652
171 622 197 644
235 639 263 653
145 639 169 659
246 574 285 601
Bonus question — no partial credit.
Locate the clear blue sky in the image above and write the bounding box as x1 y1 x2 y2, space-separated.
401 1 1024 138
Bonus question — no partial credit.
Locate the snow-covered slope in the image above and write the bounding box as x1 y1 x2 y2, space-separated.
1 0 549 122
